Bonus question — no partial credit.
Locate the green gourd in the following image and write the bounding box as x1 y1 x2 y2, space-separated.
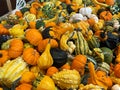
100 47 113 64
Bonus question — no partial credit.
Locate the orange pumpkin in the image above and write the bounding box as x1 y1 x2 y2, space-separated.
0 24 9 35
87 18 96 26
30 7 37 15
25 29 43 46
0 50 9 66
46 66 59 76
71 55 87 75
23 47 40 65
8 38 24 59
37 38 58 52
15 83 32 90
15 11 23 18
105 0 114 6
20 71 36 84
29 21 36 29
61 63 71 70
114 63 120 78
99 11 112 21
97 0 105 3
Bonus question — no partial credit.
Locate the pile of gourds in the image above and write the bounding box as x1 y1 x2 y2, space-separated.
1 0 120 90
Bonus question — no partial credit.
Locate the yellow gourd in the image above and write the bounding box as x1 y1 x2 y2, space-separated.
37 40 53 69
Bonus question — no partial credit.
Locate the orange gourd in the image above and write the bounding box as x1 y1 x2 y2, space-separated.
71 55 87 75
23 47 40 65
37 38 58 52
15 83 32 90
114 63 120 78
0 24 9 35
97 0 105 3
29 21 36 29
87 18 96 26
46 66 59 76
8 38 24 59
31 1 41 9
88 62 113 90
20 71 36 84
105 0 114 6
0 50 9 66
99 11 112 21
15 11 23 18
25 29 43 46
61 63 71 70
30 7 37 15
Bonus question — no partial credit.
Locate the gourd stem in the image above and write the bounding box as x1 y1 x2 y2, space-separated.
0 53 3 58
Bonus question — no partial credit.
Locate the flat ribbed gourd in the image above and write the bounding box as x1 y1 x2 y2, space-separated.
0 57 28 87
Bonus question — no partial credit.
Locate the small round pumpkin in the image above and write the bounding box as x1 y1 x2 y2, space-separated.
20 71 36 84
8 38 24 59
87 18 96 26
23 47 40 65
71 55 87 75
0 24 9 35
114 63 120 78
46 66 59 76
61 63 71 70
15 10 23 18
99 11 112 21
0 50 9 66
25 29 43 46
15 83 32 90
30 7 37 15
105 0 114 6
37 38 58 52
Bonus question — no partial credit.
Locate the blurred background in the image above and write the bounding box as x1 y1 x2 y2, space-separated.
0 0 31 16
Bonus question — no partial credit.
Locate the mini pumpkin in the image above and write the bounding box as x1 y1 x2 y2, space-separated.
0 50 9 66
23 47 40 65
114 63 120 78
20 71 36 84
105 0 114 6
71 54 87 75
15 83 32 90
8 38 24 59
0 24 9 35
46 66 59 76
25 29 43 46
37 38 58 52
99 11 112 21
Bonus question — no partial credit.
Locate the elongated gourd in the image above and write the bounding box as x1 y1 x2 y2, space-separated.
37 40 53 69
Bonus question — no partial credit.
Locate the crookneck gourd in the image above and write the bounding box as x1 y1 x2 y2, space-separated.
33 74 56 90
87 62 113 90
37 40 53 69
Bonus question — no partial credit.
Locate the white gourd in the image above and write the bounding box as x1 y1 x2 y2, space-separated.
79 7 92 17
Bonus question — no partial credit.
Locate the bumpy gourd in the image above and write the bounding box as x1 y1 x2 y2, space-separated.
52 69 81 89
37 40 53 69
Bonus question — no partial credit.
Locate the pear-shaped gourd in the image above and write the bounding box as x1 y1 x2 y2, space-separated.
37 40 53 69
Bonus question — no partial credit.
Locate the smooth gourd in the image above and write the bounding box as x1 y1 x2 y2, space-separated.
37 40 53 69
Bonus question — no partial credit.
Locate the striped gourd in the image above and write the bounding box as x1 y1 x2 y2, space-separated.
75 30 92 55
0 57 28 87
87 35 100 50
